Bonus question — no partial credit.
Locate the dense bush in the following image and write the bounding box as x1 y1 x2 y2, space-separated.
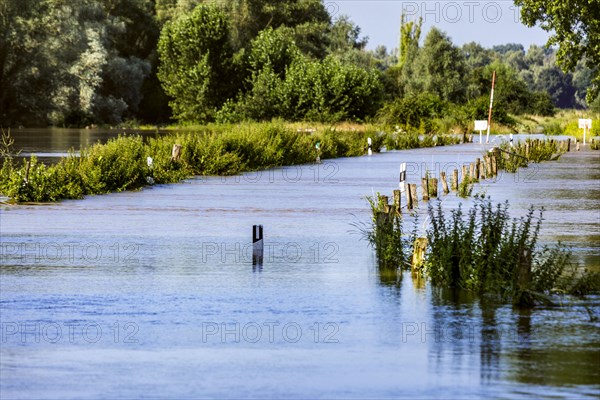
0 122 463 203
376 93 446 131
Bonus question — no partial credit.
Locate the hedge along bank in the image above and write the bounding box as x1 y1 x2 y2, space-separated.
0 123 462 203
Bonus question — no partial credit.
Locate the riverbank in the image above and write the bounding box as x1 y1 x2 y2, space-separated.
0 122 462 203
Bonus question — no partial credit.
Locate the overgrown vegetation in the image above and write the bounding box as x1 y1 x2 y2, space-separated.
365 195 600 305
0 125 459 203
1 1 596 128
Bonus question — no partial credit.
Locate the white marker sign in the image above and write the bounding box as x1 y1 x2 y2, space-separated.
399 162 407 192
474 120 488 131
579 119 592 144
578 119 592 129
474 120 488 144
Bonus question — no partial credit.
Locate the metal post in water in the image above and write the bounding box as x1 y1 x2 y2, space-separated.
399 162 406 192
252 225 263 268
315 141 321 163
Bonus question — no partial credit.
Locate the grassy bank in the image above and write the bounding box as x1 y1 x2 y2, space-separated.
0 122 461 203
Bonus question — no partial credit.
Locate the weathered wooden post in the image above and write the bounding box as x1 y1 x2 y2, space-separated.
462 165 468 183
430 178 438 198
514 247 533 307
410 184 418 208
24 161 31 184
367 137 372 156
393 189 401 215
484 156 492 177
475 158 481 180
451 169 459 191
421 178 429 201
440 171 449 194
576 140 580 151
411 237 428 276
405 185 413 210
490 149 498 176
480 160 486 180
171 144 182 161
469 163 476 182
252 225 264 267
378 194 390 213
566 138 571 152
525 142 530 159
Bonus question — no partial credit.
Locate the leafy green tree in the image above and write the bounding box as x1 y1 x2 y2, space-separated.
397 14 421 69
327 15 368 54
515 0 600 103
534 65 576 108
462 42 494 69
157 4 235 122
411 28 467 103
247 27 301 79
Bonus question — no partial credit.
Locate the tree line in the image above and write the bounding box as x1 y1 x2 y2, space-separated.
0 0 597 128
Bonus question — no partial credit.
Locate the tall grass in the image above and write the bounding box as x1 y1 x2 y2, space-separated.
364 195 415 271
425 197 598 304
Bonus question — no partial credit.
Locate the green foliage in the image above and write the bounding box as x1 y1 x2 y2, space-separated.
398 14 422 69
0 121 464 203
377 93 446 131
425 198 575 299
457 174 473 198
515 0 600 104
157 4 235 122
365 194 415 270
411 28 467 103
247 27 302 79
0 0 158 126
223 53 383 123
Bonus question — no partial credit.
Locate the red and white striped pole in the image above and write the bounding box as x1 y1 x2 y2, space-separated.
486 70 496 144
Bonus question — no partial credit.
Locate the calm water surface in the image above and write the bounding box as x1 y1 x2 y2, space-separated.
1 130 599 398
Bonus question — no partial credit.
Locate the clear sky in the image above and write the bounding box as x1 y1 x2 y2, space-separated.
331 0 552 51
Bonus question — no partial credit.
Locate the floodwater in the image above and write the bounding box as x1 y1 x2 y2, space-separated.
1 130 599 398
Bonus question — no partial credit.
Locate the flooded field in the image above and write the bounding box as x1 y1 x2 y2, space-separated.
1 130 599 398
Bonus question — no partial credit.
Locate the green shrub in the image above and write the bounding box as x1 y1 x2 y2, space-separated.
425 197 579 302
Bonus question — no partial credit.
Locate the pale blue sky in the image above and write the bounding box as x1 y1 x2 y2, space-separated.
331 0 552 51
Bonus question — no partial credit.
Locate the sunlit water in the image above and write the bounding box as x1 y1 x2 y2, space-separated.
1 130 599 398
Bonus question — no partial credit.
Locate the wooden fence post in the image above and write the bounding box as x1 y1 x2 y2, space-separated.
393 189 401 215
421 178 429 201
430 178 438 198
171 144 182 161
405 185 413 210
440 171 449 194
410 184 418 208
412 237 428 276
451 169 459 191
